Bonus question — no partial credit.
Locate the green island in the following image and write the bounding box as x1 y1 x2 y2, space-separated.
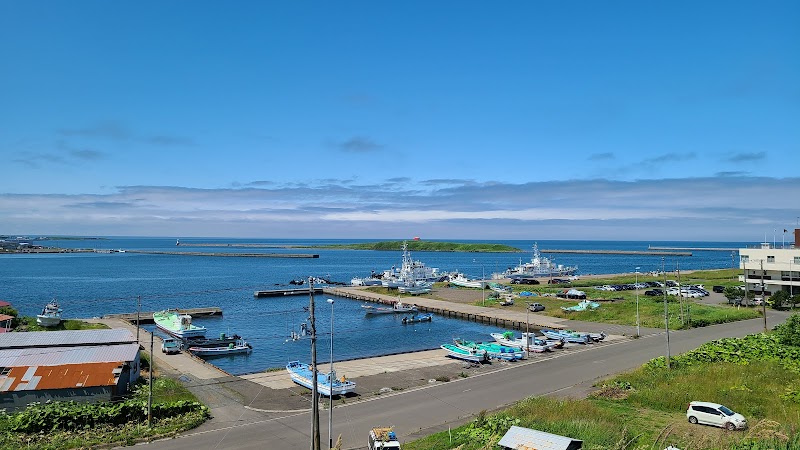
318 240 522 252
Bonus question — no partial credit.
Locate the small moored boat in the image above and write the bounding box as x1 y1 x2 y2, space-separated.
153 310 207 339
490 331 561 352
188 338 252 357
286 361 356 397
541 328 606 344
36 300 62 327
362 301 418 315
401 313 432 324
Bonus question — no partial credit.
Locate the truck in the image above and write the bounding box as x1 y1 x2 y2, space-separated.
368 427 401 450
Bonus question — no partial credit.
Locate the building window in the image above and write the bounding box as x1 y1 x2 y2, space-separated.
0 367 10 376
767 256 775 263
741 255 749 263
795 256 800 264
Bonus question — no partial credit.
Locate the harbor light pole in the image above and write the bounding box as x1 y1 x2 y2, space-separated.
326 298 334 450
309 278 320 450
635 267 640 337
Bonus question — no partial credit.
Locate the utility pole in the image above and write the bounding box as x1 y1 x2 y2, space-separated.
662 257 671 369
309 278 321 450
677 261 684 324
136 295 141 344
761 259 767 332
148 332 153 427
634 267 640 338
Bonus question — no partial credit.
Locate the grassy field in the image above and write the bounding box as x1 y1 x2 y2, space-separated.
477 269 761 329
405 332 800 450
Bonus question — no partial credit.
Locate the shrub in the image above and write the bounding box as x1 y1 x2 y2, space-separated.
773 314 800 347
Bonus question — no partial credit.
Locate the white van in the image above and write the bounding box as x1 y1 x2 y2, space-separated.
686 401 747 430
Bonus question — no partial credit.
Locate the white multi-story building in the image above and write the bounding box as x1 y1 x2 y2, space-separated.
739 229 800 298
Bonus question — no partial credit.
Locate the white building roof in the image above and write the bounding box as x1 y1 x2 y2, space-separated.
0 343 139 367
0 328 136 349
498 426 582 450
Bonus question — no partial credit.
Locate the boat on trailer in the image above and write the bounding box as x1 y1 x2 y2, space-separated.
541 328 605 344
36 300 62 327
440 343 487 362
453 339 524 361
286 361 356 397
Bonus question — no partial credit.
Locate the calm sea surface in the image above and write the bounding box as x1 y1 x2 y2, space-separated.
0 237 747 374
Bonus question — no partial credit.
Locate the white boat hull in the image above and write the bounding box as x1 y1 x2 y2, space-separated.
36 315 61 327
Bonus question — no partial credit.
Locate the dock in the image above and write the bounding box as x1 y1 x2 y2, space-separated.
323 287 561 332
540 249 692 256
648 246 739 252
103 307 223 323
254 287 324 298
125 250 319 258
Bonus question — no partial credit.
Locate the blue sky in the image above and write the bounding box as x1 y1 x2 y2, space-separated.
1 1 798 240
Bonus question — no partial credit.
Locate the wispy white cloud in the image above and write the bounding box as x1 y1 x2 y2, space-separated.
2 176 797 240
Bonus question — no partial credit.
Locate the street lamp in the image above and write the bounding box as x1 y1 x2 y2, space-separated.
635 267 641 337
326 298 334 450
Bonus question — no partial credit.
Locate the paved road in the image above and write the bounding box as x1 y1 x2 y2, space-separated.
139 310 789 450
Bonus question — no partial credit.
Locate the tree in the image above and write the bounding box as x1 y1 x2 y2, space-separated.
723 286 744 304
773 313 800 347
770 291 790 310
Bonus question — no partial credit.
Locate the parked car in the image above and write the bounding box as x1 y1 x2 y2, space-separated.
511 278 540 285
161 337 180 354
644 289 664 296
527 302 545 312
686 401 747 430
712 285 725 293
548 278 568 284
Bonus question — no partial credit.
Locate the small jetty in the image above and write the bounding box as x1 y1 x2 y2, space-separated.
125 250 319 258
254 288 324 298
103 307 222 323
540 249 692 256
648 246 739 252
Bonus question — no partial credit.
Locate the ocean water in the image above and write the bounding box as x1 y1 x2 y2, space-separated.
0 237 747 374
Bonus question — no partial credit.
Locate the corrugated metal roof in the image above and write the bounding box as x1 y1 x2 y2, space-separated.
1 362 122 392
498 426 582 450
0 343 139 367
0 328 135 349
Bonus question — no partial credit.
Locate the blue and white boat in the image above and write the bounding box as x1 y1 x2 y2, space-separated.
286 361 356 397
440 343 487 362
401 313 433 324
541 328 605 344
453 339 524 361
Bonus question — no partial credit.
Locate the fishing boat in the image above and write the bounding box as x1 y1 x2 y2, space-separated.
490 331 561 352
401 313 433 324
36 300 62 327
184 332 244 349
500 243 578 280
453 339 524 361
153 310 207 339
448 273 486 288
540 328 599 344
286 361 356 397
440 343 487 362
187 338 252 357
362 301 418 315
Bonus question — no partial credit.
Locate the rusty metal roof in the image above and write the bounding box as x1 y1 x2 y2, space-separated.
0 343 139 367
0 362 123 392
498 426 582 450
0 328 136 349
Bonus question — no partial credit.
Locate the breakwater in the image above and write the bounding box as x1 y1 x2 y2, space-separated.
125 250 319 258
323 287 539 332
648 246 739 252
541 249 691 256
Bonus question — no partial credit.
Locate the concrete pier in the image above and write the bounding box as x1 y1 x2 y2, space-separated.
254 287 324 297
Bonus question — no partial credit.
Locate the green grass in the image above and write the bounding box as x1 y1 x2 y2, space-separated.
16 317 109 332
405 338 800 450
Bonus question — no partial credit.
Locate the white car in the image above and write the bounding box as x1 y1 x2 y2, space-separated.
687 401 747 430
